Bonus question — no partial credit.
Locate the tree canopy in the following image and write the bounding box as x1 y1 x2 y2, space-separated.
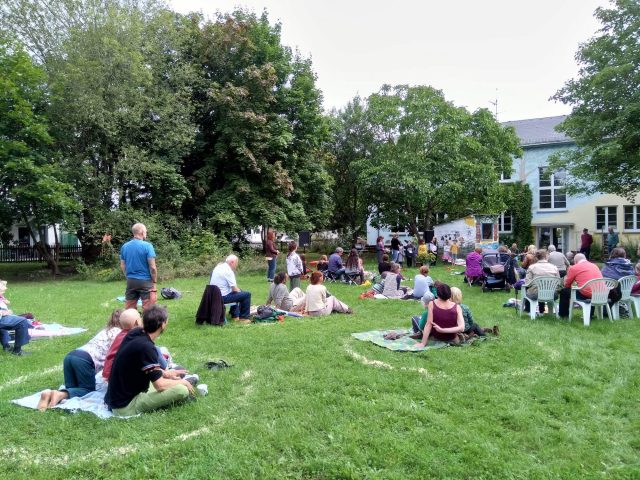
332 85 521 236
0 34 79 273
552 0 640 200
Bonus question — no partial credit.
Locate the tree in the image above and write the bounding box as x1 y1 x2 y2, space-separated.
182 10 333 241
4 1 199 262
353 85 521 236
552 0 640 199
0 34 79 274
328 97 373 243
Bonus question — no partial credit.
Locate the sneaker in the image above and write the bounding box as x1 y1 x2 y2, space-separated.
2 345 11 353
183 374 199 386
345 308 353 314
492 325 500 336
235 318 252 324
11 350 32 356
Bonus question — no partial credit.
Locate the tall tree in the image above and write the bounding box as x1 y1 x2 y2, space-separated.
328 97 373 242
4 1 198 261
0 34 78 274
552 0 640 199
182 10 333 240
354 85 521 236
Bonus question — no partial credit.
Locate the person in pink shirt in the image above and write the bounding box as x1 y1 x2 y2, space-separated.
558 253 603 317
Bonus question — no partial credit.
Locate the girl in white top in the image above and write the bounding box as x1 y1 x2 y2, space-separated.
286 241 304 290
305 271 352 317
37 310 123 410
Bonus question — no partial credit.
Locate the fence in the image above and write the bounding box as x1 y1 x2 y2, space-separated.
0 245 83 263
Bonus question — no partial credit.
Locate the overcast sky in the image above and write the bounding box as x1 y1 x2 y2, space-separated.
170 0 609 121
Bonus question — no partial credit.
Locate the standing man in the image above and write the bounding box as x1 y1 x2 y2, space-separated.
607 227 619 255
390 234 401 263
106 305 194 416
120 223 157 310
210 255 252 323
579 228 593 260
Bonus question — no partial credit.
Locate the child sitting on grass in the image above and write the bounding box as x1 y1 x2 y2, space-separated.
450 287 499 337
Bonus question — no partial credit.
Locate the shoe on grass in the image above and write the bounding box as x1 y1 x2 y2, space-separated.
12 349 32 356
234 318 251 324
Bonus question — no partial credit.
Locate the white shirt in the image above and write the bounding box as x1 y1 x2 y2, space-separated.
209 262 237 297
79 327 121 372
286 252 303 277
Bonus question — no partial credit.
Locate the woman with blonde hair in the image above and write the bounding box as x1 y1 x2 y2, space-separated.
305 271 352 316
450 287 498 337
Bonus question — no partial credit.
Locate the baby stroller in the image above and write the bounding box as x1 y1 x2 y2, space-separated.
481 251 512 292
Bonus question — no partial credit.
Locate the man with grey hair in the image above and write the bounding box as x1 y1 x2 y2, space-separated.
558 253 603 317
120 223 157 310
209 254 251 323
547 245 570 277
328 247 346 281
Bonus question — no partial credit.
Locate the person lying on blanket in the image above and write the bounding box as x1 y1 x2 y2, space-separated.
37 309 123 411
105 305 194 416
450 287 499 337
415 283 465 346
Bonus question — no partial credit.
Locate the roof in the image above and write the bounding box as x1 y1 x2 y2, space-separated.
502 115 573 147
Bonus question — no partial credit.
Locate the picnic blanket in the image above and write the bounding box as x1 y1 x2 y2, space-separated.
29 323 88 338
352 328 488 352
12 376 114 419
352 329 449 352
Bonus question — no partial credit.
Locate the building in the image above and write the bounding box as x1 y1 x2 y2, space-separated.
502 115 640 252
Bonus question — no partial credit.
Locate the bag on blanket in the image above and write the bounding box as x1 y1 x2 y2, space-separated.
253 305 279 323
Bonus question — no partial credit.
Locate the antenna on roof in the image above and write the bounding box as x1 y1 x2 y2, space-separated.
489 89 499 120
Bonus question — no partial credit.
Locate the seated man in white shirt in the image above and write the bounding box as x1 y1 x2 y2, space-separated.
209 255 252 324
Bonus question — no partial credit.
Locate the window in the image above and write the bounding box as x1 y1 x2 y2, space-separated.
624 205 640 230
500 169 513 182
481 223 494 240
596 206 617 230
498 212 512 233
539 167 566 209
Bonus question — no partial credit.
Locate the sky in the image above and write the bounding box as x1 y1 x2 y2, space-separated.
169 0 610 121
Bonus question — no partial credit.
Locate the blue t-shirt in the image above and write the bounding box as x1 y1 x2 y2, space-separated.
120 239 156 280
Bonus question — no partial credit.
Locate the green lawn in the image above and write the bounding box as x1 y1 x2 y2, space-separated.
1 262 639 479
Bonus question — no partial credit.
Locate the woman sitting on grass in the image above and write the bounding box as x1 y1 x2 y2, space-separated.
266 272 306 312
381 263 409 299
305 271 352 316
37 309 123 410
345 248 364 284
449 287 499 337
412 265 434 299
416 283 464 346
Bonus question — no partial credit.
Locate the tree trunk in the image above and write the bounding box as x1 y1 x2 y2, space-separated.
261 224 269 254
22 214 60 275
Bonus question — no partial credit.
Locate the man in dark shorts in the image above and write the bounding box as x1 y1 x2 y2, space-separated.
120 223 157 310
106 305 194 416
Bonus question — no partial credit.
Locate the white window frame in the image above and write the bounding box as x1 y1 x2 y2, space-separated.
623 205 640 231
498 212 513 234
596 206 618 231
538 167 567 210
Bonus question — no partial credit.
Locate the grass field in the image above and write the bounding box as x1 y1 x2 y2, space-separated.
1 260 639 479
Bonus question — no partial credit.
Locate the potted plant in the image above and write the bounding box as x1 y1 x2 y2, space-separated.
416 251 436 267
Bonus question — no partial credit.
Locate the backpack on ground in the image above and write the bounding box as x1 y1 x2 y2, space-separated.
161 287 182 300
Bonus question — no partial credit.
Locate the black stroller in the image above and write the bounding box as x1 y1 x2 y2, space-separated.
481 251 512 292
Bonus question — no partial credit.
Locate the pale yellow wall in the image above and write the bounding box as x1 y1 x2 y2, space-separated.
533 193 640 250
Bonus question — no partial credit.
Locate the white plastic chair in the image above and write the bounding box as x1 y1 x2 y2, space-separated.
569 278 618 327
519 276 561 320
612 275 637 320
